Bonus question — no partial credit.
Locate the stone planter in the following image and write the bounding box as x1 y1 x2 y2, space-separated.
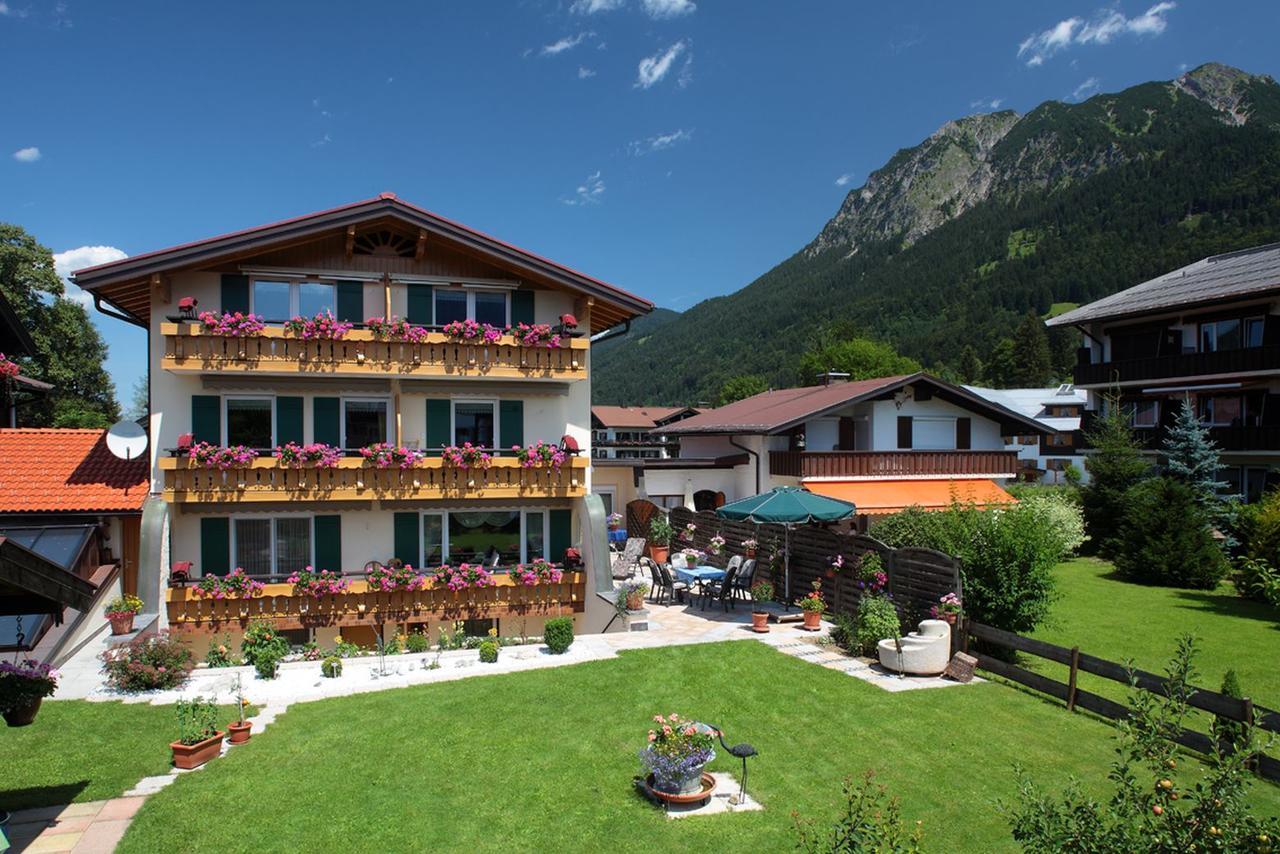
108 612 136 635
3 696 42 727
170 731 224 770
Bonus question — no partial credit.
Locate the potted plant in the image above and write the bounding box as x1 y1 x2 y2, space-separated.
648 514 673 564
678 548 703 569
742 538 758 558
707 534 726 556
105 593 144 635
826 554 845 579
797 580 825 631
930 592 963 626
640 713 717 795
0 658 59 727
749 580 775 633
607 512 623 531
616 580 650 612
170 696 223 769
226 674 252 744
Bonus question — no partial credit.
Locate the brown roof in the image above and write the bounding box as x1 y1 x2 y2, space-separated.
0 429 149 513
591 406 694 429
663 373 1049 436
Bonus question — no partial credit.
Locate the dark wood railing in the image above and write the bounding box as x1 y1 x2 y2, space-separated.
1080 413 1280 452
768 450 1020 479
1074 346 1280 386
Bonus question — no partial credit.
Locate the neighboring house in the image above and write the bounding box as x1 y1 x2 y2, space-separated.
590 405 700 521
966 384 1088 484
72 193 652 652
1048 242 1280 502
0 428 148 660
657 373 1049 523
0 289 53 427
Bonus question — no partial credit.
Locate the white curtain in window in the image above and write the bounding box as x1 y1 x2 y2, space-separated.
235 519 272 576
276 518 312 575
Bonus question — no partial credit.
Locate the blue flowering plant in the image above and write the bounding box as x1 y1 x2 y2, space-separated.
639 713 717 793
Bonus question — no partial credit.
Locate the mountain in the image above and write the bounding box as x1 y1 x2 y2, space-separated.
593 63 1280 404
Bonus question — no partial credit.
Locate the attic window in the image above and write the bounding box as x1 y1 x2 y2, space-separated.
352 229 416 258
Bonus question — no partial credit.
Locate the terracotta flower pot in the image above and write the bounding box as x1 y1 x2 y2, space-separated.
745 548 756 558
751 611 770 633
171 732 224 769
824 569 836 579
108 612 135 636
648 545 669 564
3 696 42 727
802 610 822 631
941 612 958 626
625 592 646 611
227 721 252 744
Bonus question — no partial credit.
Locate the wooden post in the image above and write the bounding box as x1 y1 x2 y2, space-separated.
383 273 392 321
1244 697 1255 728
960 616 969 654
1067 646 1080 712
392 379 403 447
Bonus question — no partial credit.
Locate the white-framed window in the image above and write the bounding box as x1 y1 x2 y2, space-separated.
342 398 390 449
1125 399 1159 428
594 487 616 518
224 396 274 449
1199 395 1244 427
251 279 336 322
1199 316 1265 352
232 515 313 577
433 287 510 327
419 509 551 568
452 399 497 447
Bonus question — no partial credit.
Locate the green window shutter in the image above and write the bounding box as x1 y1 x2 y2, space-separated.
549 509 572 564
426 399 451 451
394 512 420 566
276 397 303 446
314 397 340 447
336 281 364 323
510 290 535 326
499 400 524 451
407 285 433 325
314 515 342 573
200 517 230 577
221 274 250 315
191 395 221 444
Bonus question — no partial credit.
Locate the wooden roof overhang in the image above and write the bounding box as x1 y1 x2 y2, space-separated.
0 535 98 616
73 194 653 335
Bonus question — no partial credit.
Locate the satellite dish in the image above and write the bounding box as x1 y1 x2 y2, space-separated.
106 419 148 461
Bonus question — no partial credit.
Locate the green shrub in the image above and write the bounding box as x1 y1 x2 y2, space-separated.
1233 557 1280 605
872 501 1059 634
854 595 901 656
175 695 220 745
1113 477 1228 589
1213 669 1246 747
254 651 281 680
829 612 856 652
1063 462 1082 486
793 771 923 853
478 641 499 663
204 634 238 668
1242 489 1280 568
1016 490 1087 557
240 620 289 666
100 633 195 691
405 630 431 654
1079 398 1151 557
320 656 342 678
544 617 574 654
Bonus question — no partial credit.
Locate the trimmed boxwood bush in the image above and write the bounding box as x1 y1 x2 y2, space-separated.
321 656 342 678
854 595 901 656
478 641 499 663
1113 477 1228 589
544 617 574 654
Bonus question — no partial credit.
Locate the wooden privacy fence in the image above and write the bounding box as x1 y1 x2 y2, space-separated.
665 506 960 622
964 620 1280 781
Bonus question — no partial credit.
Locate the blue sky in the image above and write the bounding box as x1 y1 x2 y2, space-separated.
3 0 1279 406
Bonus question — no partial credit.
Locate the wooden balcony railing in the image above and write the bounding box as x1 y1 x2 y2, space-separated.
160 322 588 381
769 450 1021 479
166 572 585 631
1074 346 1280 387
159 456 588 503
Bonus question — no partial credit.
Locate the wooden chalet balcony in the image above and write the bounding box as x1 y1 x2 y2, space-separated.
1074 346 1280 387
160 322 588 381
769 450 1020 479
159 456 588 504
166 572 585 632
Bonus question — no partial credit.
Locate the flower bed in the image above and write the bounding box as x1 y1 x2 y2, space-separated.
283 309 352 340
188 441 260 469
442 443 492 469
198 310 265 336
194 568 265 600
365 563 429 592
273 442 343 468
287 566 349 597
514 440 566 469
100 633 195 691
508 558 564 586
442 318 504 343
366 316 430 343
359 443 424 469
436 563 497 591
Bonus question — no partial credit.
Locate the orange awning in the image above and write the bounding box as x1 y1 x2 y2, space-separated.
803 479 1016 515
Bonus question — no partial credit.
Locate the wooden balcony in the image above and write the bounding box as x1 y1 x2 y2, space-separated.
1074 346 1280 387
769 450 1020 479
160 322 588 381
166 572 585 632
158 456 588 504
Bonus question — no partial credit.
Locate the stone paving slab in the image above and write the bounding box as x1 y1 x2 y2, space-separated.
650 772 763 819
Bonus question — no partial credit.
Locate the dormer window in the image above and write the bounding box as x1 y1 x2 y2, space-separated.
252 279 336 322
433 287 510 327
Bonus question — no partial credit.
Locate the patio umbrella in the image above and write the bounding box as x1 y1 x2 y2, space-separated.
715 487 856 605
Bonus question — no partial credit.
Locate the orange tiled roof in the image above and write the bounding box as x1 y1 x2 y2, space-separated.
0 429 149 513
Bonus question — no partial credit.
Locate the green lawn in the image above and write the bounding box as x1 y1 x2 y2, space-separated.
116 641 1280 853
1031 558 1280 710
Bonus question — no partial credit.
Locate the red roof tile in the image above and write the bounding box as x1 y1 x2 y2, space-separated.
0 429 149 513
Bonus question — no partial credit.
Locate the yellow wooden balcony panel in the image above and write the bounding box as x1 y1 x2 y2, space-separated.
158 456 588 503
160 322 588 380
166 572 585 631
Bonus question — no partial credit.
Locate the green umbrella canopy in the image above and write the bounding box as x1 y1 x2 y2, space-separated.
715 486 855 524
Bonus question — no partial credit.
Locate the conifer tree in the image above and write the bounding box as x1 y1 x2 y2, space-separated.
1010 309 1053 386
1080 393 1151 557
1162 396 1227 507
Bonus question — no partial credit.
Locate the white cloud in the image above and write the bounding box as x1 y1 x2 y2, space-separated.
0 2 10 15
12 146 40 163
541 31 594 56
628 128 692 156
1070 76 1102 101
311 133 332 148
834 173 858 187
570 0 623 13
641 0 695 19
53 246 128 307
577 66 597 79
635 40 687 89
969 97 1004 111
1018 3 1175 67
562 171 605 206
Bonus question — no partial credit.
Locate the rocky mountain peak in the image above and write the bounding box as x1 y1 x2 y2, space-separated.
1174 62 1276 126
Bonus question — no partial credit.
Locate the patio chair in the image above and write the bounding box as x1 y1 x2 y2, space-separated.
654 561 689 606
700 564 741 612
733 558 758 602
612 537 645 580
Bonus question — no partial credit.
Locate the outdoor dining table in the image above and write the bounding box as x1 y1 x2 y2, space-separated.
673 565 725 610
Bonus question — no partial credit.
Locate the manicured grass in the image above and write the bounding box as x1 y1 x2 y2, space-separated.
1032 558 1280 710
119 641 1280 853
0 701 235 809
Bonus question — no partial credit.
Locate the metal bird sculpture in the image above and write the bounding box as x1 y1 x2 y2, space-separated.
708 724 758 805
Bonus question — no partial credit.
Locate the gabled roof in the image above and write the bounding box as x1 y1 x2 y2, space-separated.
663 373 1050 436
591 405 699 429
0 429 149 513
72 193 653 333
965 386 1086 431
1047 242 1280 328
